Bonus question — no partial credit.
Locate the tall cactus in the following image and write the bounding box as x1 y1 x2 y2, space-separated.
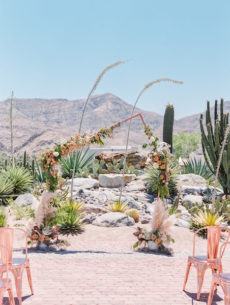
200 99 230 195
163 104 174 153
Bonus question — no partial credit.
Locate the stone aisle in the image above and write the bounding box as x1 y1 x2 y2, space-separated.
5 252 228 305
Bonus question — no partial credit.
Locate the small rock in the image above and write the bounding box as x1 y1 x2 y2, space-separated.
99 174 136 188
92 212 135 227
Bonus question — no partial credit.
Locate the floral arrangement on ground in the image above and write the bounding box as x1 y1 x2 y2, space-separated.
133 200 175 255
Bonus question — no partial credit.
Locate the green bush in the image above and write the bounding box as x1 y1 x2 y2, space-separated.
146 159 179 197
3 167 33 195
173 132 200 159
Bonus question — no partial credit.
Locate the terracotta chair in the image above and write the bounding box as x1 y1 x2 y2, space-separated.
0 230 15 305
208 241 230 305
0 228 33 305
183 226 230 300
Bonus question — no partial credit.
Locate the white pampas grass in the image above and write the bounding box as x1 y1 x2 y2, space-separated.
151 199 175 235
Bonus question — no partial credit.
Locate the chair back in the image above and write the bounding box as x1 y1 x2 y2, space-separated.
193 226 230 262
207 226 222 261
0 228 14 265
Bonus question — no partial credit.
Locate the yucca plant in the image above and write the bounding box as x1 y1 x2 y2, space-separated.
58 199 83 236
34 162 47 183
60 148 95 179
108 201 128 213
183 158 214 181
3 167 33 195
0 177 14 205
192 210 223 227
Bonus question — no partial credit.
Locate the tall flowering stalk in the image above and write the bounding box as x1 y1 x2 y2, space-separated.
119 78 183 202
70 61 125 199
9 91 14 167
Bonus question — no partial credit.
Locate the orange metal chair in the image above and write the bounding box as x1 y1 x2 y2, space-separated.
183 226 230 300
0 230 15 305
0 228 33 305
208 241 230 305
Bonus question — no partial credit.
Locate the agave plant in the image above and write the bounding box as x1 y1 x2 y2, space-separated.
3 167 33 195
0 177 14 205
108 201 128 213
192 210 223 227
183 158 214 180
60 148 95 179
57 199 83 236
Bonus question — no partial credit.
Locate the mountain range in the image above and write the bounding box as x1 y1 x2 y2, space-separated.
0 93 229 155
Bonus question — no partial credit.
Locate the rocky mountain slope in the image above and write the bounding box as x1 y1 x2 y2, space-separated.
0 93 229 155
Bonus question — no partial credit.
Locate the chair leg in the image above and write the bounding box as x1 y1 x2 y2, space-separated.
12 268 23 305
207 277 216 305
26 265 34 295
0 289 4 305
197 264 207 300
8 287 15 305
183 260 192 290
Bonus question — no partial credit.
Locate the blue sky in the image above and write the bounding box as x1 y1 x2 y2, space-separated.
0 0 229 118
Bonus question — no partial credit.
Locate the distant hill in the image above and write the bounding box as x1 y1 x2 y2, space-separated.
0 93 229 155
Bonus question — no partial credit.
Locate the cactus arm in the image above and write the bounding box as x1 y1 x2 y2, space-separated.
214 121 220 155
200 117 216 168
200 115 216 173
214 100 218 122
206 101 214 145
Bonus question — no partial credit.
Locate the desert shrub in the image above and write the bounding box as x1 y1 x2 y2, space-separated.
146 159 179 197
0 207 7 227
9 201 35 220
125 209 140 222
60 148 95 179
173 132 200 159
183 158 214 181
3 167 33 195
0 177 14 205
108 201 128 212
78 158 138 179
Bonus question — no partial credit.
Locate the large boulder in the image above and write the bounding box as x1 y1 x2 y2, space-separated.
96 151 147 169
15 194 38 208
92 212 135 227
65 178 99 190
178 174 206 188
99 174 135 188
